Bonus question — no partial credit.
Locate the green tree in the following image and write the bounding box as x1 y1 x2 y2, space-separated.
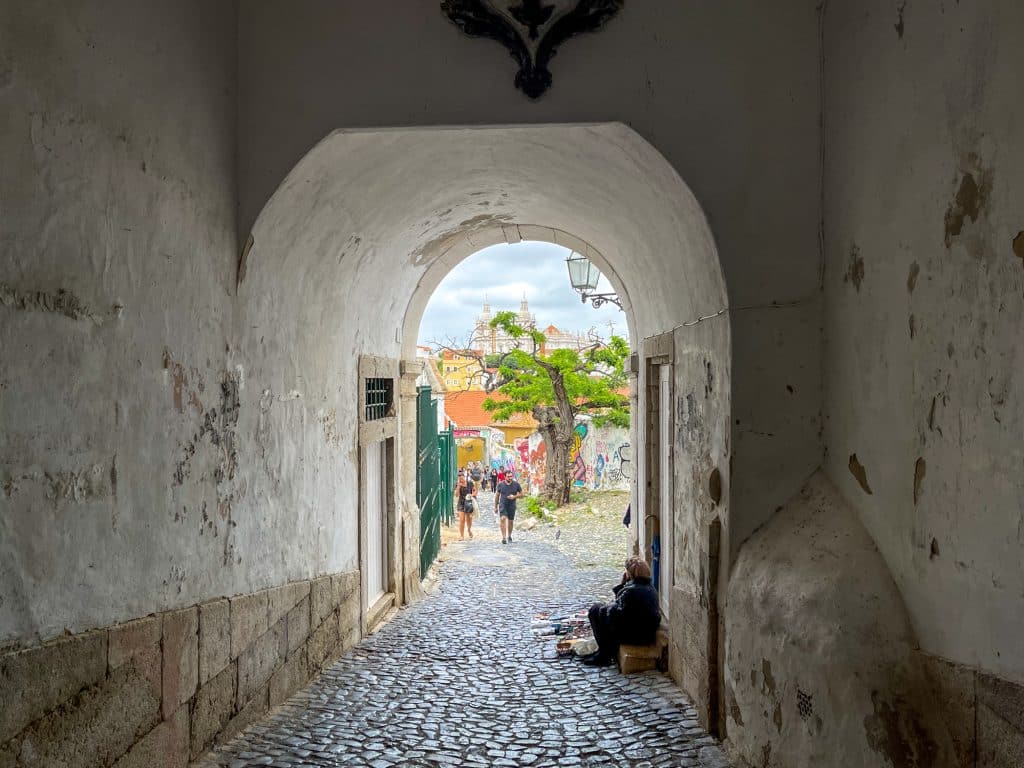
484 311 630 506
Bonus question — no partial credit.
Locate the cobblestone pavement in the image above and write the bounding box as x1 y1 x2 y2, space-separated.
527 490 632 570
198 490 731 768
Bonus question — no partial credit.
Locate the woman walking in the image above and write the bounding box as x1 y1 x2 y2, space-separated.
455 474 478 540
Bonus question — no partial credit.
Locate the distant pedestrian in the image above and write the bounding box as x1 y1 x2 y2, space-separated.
494 471 523 545
470 462 483 488
455 474 477 540
489 467 498 492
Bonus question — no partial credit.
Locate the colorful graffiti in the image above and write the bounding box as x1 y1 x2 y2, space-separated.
570 423 589 487
514 438 530 466
488 445 517 476
539 419 631 492
615 441 632 480
489 419 630 494
579 421 630 491
532 438 548 493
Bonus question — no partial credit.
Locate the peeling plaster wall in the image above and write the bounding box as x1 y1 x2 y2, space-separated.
669 319 731 728
725 474 958 768
0 1 240 647
823 0 1024 684
238 0 825 559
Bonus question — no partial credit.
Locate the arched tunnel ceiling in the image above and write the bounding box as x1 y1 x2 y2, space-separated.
242 123 726 359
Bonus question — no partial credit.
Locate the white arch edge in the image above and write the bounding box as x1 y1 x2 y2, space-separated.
400 224 636 359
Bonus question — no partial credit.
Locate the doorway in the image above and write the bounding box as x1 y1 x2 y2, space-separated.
361 439 389 608
358 356 400 630
643 332 674 613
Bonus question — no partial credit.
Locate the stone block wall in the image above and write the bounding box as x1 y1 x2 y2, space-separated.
920 654 1024 768
0 571 360 767
669 585 713 732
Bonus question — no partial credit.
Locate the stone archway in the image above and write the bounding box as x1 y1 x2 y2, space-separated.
241 122 731 725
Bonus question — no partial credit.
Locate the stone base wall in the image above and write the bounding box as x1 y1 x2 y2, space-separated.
920 653 1024 768
0 571 361 768
668 585 713 732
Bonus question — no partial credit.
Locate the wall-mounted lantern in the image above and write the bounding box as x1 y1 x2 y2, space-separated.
565 252 622 310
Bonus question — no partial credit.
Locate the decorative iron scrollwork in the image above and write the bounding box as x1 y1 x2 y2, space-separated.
441 0 624 99
509 0 555 39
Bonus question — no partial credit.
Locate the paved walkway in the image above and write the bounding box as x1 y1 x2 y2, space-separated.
198 491 731 768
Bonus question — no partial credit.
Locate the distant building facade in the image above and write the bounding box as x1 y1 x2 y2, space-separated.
436 349 488 391
469 296 601 355
540 324 590 352
470 296 537 355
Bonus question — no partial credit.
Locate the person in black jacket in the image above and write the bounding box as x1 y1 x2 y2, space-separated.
582 558 661 667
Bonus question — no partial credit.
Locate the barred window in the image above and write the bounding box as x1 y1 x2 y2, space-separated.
364 377 394 421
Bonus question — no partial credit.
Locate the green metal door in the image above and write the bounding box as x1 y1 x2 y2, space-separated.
438 426 455 527
416 387 455 575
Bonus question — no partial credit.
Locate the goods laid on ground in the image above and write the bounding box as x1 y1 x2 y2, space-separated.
531 611 594 656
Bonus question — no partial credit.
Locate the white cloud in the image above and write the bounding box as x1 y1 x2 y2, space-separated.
417 241 627 345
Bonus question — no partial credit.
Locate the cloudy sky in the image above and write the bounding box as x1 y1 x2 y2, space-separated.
416 241 627 346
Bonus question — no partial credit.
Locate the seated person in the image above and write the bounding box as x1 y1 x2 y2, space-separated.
582 557 661 667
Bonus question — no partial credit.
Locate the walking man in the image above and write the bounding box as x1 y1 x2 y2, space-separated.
494 471 523 545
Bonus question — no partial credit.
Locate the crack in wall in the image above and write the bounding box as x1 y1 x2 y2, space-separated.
843 244 864 292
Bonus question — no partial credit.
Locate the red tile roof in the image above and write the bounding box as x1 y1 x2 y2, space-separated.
443 390 538 430
440 349 483 360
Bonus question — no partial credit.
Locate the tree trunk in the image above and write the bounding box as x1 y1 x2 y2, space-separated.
527 353 578 507
534 405 574 506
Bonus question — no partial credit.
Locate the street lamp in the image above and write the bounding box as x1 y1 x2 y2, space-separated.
565 252 622 310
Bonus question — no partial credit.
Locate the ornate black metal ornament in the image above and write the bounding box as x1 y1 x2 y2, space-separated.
441 0 624 99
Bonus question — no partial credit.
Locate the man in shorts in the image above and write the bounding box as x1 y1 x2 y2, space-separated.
494 471 523 545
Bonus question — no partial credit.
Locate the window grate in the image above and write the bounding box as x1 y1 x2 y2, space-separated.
364 377 394 421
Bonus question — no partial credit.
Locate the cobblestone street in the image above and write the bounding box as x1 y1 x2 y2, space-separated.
528 489 633 570
198 492 731 768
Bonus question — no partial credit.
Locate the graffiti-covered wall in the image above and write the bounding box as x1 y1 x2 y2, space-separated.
509 418 631 494
570 419 632 491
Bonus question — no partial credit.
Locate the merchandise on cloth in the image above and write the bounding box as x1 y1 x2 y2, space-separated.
530 611 589 636
531 610 593 656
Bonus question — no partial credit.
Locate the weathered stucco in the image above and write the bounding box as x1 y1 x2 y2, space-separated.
669 318 731 731
725 473 958 768
0 0 239 646
823 0 1024 684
